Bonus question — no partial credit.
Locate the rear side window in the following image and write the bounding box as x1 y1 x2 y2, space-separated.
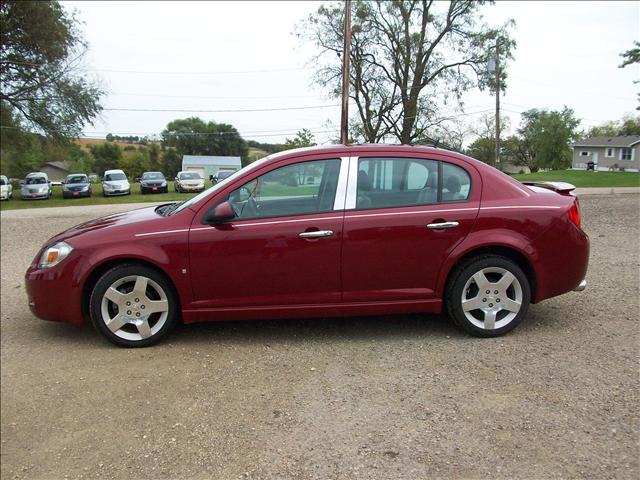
442 162 471 201
355 157 470 210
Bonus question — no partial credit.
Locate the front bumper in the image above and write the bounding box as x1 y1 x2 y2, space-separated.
103 189 130 196
25 256 84 325
141 185 168 193
21 192 49 199
63 190 91 198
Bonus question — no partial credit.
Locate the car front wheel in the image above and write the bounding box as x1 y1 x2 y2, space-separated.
89 264 178 347
446 255 530 337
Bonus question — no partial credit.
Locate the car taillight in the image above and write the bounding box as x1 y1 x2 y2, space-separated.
567 199 581 228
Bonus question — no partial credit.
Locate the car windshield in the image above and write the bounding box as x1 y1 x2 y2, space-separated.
142 172 164 180
25 176 46 185
179 172 201 180
0 177 6 186
104 173 126 181
171 156 271 215
67 175 88 184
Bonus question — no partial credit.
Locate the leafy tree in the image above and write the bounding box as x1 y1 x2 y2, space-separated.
298 0 515 144
284 129 317 149
0 1 102 140
161 117 249 163
119 150 149 179
518 107 580 170
247 140 286 154
502 135 535 171
466 136 495 165
89 142 122 176
619 41 640 68
587 115 640 137
161 148 182 178
148 143 161 170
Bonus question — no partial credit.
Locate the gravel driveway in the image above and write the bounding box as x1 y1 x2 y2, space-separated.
1 196 638 479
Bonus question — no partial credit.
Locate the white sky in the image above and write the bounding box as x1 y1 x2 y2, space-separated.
64 0 639 145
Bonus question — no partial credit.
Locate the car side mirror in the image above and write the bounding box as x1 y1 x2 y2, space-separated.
203 201 235 224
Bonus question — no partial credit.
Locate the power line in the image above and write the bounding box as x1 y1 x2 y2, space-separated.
108 91 323 100
92 67 311 75
103 104 340 113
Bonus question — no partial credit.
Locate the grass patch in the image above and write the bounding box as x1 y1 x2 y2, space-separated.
0 181 201 211
513 170 640 188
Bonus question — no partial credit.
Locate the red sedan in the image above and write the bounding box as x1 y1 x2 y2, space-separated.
25 145 589 347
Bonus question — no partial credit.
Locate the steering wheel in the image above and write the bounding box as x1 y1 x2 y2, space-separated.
234 196 259 218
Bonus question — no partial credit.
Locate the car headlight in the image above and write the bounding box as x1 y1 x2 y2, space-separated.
160 181 167 187
38 241 74 269
81 185 89 191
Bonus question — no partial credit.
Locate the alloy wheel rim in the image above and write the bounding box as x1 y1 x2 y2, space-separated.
461 267 523 330
100 275 169 341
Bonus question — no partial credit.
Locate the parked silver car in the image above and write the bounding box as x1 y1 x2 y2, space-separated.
102 169 130 196
0 175 12 200
174 171 205 193
21 172 52 200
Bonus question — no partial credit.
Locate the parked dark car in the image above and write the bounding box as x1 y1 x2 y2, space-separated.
139 172 168 194
63 174 92 199
25 145 589 347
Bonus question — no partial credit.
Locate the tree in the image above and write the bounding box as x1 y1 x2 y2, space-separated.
299 1 515 144
619 41 640 68
284 129 317 149
0 1 102 140
161 117 249 164
89 142 122 176
587 115 640 137
466 136 496 165
161 148 181 178
518 107 580 171
148 143 161 170
119 150 149 179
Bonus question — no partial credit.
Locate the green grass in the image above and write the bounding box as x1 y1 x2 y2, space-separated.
0 181 201 211
513 170 640 188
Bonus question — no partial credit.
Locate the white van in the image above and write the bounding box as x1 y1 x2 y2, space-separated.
102 169 130 197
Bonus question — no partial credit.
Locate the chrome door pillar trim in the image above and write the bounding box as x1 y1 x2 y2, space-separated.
344 155 360 210
333 156 351 211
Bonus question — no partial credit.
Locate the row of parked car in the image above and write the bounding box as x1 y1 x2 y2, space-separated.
0 170 210 201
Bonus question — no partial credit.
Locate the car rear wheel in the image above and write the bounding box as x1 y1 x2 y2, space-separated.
446 255 530 337
89 264 178 347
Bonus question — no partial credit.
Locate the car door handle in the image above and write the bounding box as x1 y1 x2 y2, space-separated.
426 221 459 230
298 230 334 238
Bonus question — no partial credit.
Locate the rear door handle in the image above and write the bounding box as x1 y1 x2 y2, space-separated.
299 230 334 238
426 221 459 230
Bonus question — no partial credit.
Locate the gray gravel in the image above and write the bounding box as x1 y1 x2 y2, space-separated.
1 196 639 479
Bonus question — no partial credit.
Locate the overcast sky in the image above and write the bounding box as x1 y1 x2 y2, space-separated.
64 0 639 145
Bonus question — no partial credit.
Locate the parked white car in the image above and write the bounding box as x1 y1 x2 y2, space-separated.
175 171 205 193
0 175 12 200
21 172 52 200
102 169 130 196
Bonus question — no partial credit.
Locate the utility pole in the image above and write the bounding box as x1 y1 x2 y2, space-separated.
340 0 352 145
494 38 501 170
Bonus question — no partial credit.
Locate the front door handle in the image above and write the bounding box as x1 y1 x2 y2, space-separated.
299 230 334 238
426 221 459 230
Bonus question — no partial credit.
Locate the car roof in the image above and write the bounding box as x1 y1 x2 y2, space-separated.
142 171 164 175
104 169 125 174
26 172 47 177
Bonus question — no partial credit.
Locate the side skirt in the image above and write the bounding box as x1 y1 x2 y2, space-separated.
182 299 443 324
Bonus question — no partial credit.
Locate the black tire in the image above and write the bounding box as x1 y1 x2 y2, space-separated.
446 255 530 337
89 263 179 347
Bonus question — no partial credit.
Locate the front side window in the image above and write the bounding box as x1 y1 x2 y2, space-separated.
229 158 341 220
620 148 632 160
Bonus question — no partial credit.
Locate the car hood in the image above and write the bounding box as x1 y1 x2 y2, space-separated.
49 206 166 245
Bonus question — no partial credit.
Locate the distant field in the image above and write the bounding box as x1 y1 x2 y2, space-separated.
0 181 200 211
73 137 162 153
513 170 640 187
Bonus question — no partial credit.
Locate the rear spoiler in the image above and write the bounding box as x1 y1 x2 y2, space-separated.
521 181 576 194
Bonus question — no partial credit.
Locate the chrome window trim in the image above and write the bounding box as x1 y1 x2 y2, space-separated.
345 155 360 210
332 156 351 211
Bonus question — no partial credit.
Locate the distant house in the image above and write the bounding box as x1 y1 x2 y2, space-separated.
571 136 640 172
40 161 72 181
181 155 242 180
